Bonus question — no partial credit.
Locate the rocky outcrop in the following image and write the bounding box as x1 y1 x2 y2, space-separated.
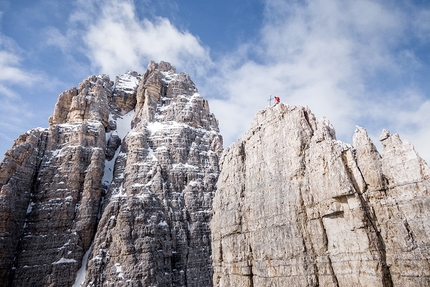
0 61 222 286
2 61 429 287
0 74 112 287
211 104 430 287
82 61 222 287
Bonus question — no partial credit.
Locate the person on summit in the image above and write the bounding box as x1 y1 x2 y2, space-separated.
274 96 280 105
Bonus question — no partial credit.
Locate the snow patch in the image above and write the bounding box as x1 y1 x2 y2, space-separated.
173 163 198 170
114 263 125 279
51 149 61 158
188 181 199 187
147 122 166 133
53 257 77 265
160 71 176 84
72 243 93 287
103 110 134 185
115 110 134 140
147 147 158 161
132 183 145 187
26 202 35 214
114 72 140 93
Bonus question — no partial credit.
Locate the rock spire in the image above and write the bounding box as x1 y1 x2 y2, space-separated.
211 104 430 287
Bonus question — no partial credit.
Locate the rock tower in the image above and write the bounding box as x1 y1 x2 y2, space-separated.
0 61 222 286
211 104 430 287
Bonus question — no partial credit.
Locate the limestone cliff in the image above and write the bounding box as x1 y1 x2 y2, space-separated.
1 62 429 287
211 104 430 287
0 61 222 286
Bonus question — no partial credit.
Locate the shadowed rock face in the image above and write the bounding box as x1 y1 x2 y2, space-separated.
0 61 222 287
211 104 430 287
0 74 112 287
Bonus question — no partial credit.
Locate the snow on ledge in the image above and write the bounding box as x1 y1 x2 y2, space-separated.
72 243 93 287
53 257 77 265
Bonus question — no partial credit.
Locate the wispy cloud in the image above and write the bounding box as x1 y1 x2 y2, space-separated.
0 34 37 158
46 0 212 78
206 0 430 161
0 36 39 85
0 35 36 127
39 0 430 162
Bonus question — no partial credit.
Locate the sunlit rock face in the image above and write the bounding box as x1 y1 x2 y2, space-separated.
1 60 429 287
0 61 222 287
211 104 430 287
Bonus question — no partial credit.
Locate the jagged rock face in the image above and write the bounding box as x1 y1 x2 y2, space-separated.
83 61 222 287
211 104 430 287
0 61 222 286
0 74 112 286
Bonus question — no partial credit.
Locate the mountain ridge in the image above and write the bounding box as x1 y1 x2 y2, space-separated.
1 61 429 287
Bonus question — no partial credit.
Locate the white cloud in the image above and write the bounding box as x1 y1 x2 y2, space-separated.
39 0 430 163
206 0 430 163
413 9 430 42
50 0 212 78
387 93 430 162
0 35 52 159
0 36 37 130
0 36 38 85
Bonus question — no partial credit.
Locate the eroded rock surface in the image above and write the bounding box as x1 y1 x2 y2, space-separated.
1 74 114 287
83 61 222 287
211 104 430 287
2 61 428 287
0 62 222 287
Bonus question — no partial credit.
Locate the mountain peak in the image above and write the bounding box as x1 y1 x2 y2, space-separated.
1 62 429 287
0 61 222 286
212 102 430 287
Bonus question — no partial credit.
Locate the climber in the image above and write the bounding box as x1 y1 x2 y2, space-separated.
274 96 280 105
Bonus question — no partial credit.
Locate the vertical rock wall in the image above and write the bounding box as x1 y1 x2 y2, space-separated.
2 61 428 287
0 75 112 286
211 104 430 287
0 61 222 287
83 61 222 287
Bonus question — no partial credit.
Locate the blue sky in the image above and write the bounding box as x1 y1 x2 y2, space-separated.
1 0 430 162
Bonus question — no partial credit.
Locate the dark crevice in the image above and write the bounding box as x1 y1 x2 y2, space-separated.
356 191 393 287
248 268 254 287
322 210 345 219
239 141 246 164
247 245 254 287
341 151 393 287
298 184 320 286
303 109 314 134
319 218 339 287
299 136 320 286
391 203 418 252
184 209 191 286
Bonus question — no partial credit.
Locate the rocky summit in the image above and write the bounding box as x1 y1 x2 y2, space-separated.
211 104 430 287
1 62 430 287
0 61 222 286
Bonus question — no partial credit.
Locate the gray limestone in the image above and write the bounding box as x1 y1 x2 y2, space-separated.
1 62 429 287
0 62 222 287
211 104 430 287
